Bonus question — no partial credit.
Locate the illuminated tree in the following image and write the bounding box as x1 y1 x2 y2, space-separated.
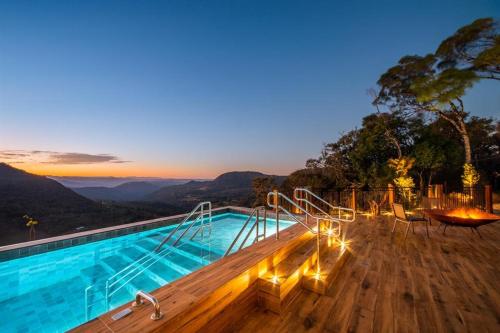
461 163 480 187
23 215 39 241
388 157 415 201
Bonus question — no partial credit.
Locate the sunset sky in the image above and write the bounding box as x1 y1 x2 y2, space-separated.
1 0 499 178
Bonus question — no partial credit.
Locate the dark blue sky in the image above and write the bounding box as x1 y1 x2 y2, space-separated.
0 0 498 177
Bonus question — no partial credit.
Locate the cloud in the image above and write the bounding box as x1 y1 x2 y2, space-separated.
0 151 30 159
0 150 131 165
44 152 125 164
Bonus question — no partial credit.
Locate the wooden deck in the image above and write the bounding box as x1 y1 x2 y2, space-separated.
231 215 500 333
73 213 500 333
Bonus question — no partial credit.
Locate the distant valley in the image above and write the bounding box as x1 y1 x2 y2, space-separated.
72 181 168 201
50 176 195 188
0 163 284 246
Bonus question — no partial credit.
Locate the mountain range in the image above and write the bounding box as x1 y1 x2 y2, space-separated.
50 176 193 188
72 181 163 201
0 163 182 245
146 171 285 208
0 163 285 246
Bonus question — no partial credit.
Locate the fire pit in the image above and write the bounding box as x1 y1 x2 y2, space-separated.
424 208 500 237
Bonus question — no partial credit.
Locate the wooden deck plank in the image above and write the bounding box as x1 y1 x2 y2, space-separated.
231 215 500 333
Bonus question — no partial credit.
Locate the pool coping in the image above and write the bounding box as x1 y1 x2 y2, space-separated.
0 206 256 262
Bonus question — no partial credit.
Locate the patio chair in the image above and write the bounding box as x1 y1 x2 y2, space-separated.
391 203 429 240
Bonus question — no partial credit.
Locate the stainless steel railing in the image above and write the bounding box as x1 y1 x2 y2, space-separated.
224 206 267 257
132 290 163 321
293 188 355 239
85 201 212 317
267 190 336 276
155 201 212 251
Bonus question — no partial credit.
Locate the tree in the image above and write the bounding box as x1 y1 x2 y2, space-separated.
252 177 277 207
436 18 500 80
375 18 499 169
23 215 39 241
280 168 334 195
388 157 416 202
375 54 475 164
412 140 445 188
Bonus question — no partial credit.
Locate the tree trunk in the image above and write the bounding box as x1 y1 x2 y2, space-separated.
441 100 472 164
418 172 424 192
460 121 472 164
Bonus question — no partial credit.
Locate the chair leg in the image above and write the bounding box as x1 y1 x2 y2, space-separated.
425 221 429 238
443 224 448 235
412 223 415 234
404 224 410 241
474 227 483 239
392 220 397 233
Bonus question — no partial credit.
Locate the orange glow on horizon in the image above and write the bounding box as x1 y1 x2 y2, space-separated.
12 162 215 179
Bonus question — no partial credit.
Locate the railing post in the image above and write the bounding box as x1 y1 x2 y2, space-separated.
274 190 279 239
485 185 493 213
256 209 259 241
105 280 110 311
351 187 357 212
263 209 267 238
436 184 444 208
427 185 434 198
305 186 311 224
388 184 394 207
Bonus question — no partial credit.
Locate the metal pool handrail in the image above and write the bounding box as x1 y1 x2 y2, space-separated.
155 201 212 252
224 206 267 257
85 202 212 314
107 202 211 287
293 188 355 239
132 290 163 321
267 190 336 277
105 233 191 300
267 191 335 234
294 188 356 223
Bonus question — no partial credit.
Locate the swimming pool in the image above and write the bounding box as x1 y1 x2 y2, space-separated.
0 212 293 333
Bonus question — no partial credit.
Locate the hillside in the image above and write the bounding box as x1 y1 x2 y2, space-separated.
0 163 182 245
73 181 162 201
146 171 285 208
51 176 192 188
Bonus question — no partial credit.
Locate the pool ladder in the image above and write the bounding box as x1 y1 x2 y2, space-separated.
84 201 212 320
224 206 267 257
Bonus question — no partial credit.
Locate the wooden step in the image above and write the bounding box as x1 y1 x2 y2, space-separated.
257 237 323 313
302 239 351 295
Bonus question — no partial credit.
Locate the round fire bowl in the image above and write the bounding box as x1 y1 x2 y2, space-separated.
424 208 500 227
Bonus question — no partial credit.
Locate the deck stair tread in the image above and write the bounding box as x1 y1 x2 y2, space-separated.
302 241 351 295
119 251 169 286
133 244 193 276
143 231 224 258
134 242 202 272
101 255 159 296
257 236 326 313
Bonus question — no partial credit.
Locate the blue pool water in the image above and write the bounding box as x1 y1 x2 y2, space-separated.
0 213 293 333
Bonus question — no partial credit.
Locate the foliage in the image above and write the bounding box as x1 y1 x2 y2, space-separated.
388 157 415 201
280 168 335 196
23 214 39 227
290 111 498 193
462 163 480 187
435 18 500 80
252 176 278 207
373 18 499 166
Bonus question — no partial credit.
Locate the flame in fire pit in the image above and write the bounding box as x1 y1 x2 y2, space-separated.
446 208 490 220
